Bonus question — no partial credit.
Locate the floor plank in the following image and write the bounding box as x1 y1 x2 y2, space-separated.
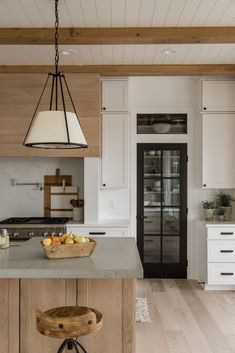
136 279 235 353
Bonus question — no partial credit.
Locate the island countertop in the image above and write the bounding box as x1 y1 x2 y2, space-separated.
0 237 143 279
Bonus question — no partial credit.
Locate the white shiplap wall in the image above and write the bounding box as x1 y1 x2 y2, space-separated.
0 158 84 218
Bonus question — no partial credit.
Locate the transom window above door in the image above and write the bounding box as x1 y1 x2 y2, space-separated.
137 113 187 135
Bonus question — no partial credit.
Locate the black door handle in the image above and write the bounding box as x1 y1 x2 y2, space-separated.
89 232 106 235
137 216 148 220
220 232 234 235
220 272 234 276
220 250 234 253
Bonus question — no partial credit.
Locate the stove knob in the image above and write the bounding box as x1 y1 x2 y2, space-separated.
43 232 49 237
28 232 34 237
13 232 19 238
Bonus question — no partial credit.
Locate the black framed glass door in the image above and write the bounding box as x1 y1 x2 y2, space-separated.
137 143 187 278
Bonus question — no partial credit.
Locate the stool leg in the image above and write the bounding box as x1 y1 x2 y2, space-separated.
67 339 74 350
74 339 88 353
57 339 68 353
72 341 80 353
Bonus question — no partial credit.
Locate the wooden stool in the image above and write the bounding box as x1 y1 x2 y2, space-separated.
36 306 103 353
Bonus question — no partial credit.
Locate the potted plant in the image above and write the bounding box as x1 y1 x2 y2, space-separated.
202 201 215 221
215 192 235 221
216 207 225 222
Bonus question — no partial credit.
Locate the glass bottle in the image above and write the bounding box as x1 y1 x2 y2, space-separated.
1 229 9 249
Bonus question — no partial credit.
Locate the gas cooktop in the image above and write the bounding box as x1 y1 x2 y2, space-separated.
0 217 70 225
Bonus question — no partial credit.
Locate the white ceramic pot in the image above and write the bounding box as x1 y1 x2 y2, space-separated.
73 207 84 222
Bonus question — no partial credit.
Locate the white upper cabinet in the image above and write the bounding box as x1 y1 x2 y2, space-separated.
102 80 128 112
202 81 235 112
101 114 128 189
202 113 235 189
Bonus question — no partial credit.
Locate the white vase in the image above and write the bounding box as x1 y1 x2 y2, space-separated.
73 207 84 222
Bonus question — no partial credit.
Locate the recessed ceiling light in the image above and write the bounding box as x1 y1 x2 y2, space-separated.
60 49 77 55
161 48 176 55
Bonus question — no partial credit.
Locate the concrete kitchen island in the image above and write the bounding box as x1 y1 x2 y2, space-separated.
0 237 143 353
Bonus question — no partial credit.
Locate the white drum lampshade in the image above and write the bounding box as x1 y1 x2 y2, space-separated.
24 111 87 149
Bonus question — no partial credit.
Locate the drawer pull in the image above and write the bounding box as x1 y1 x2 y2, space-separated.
220 232 234 235
145 239 154 242
145 221 153 224
220 272 234 276
89 232 106 235
220 250 234 253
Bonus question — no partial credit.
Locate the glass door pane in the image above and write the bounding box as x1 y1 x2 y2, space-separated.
144 236 160 263
163 150 180 177
162 207 180 235
162 236 180 263
163 179 180 206
144 209 161 235
144 150 161 207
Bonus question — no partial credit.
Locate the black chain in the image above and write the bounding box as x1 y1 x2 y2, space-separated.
55 0 59 73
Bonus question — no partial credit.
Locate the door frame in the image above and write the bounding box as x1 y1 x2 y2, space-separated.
137 143 188 278
130 106 194 279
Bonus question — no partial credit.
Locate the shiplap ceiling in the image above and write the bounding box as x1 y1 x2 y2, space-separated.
1 0 235 65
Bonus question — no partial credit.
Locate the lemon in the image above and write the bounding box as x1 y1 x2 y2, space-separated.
65 238 74 244
42 238 52 247
73 236 86 243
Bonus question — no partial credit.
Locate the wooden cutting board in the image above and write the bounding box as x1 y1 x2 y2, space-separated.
44 169 73 217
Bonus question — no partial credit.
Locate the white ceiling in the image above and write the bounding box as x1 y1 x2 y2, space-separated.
1 0 235 65
1 44 235 65
1 0 235 27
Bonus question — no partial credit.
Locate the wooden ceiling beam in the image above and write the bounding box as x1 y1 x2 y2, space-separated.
1 65 235 76
1 27 235 45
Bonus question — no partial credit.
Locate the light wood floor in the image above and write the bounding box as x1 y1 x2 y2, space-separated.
136 279 235 353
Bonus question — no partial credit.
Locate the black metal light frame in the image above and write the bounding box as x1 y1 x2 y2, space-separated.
23 0 87 149
56 338 88 353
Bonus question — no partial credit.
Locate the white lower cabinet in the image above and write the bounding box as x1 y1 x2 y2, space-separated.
206 224 235 288
66 225 129 237
208 263 235 285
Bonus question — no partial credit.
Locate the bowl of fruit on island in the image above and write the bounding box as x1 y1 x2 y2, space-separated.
41 233 96 259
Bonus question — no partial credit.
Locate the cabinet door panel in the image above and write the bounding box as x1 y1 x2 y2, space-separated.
0 279 19 353
203 81 235 112
202 114 235 188
102 114 128 188
20 279 76 353
102 81 128 112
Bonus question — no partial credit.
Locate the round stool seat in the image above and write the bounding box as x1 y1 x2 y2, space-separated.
36 306 103 339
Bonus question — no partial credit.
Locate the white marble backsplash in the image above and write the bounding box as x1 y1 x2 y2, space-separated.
0 158 84 218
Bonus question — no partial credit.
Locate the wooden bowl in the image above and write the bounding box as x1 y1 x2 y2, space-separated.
42 239 96 259
36 306 103 338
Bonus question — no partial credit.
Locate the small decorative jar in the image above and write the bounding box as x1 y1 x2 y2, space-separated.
0 229 9 249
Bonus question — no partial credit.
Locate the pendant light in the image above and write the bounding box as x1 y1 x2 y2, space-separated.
23 0 87 149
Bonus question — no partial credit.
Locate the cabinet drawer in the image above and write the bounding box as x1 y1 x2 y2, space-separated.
66 226 126 237
207 227 235 240
208 241 235 262
208 263 235 285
